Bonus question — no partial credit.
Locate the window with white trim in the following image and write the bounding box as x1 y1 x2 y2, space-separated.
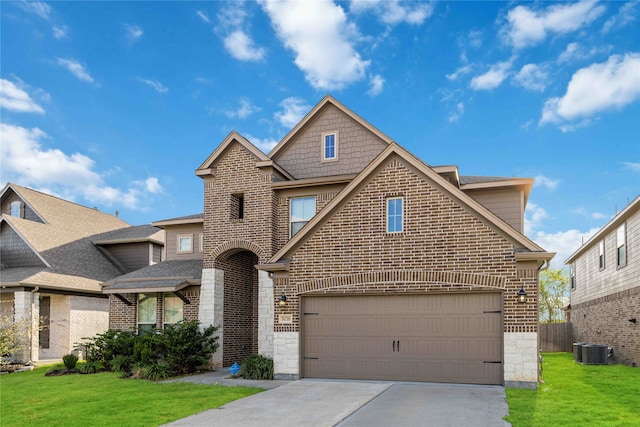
137 293 157 334
570 264 576 290
163 293 183 328
386 197 404 233
598 240 605 270
10 201 23 218
199 233 204 253
290 197 316 237
322 132 337 161
177 234 193 254
616 223 626 267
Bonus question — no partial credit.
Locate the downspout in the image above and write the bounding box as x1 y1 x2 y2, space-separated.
29 287 39 365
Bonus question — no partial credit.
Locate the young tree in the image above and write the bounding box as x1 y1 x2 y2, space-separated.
539 269 570 323
0 310 29 364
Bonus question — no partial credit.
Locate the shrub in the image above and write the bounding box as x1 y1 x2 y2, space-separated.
77 361 104 374
240 355 274 380
62 353 78 370
160 321 219 374
110 355 133 373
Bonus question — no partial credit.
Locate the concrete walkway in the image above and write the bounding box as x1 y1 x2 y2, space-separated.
162 372 511 427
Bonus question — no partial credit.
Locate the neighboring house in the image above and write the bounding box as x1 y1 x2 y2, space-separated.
0 183 163 362
106 95 554 388
102 214 203 333
565 195 639 367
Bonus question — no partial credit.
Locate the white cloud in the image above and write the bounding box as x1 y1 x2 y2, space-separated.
531 228 600 269
0 79 45 114
223 30 266 61
196 10 211 23
557 42 610 64
540 53 640 127
446 64 472 81
448 102 464 123
260 0 370 90
591 212 609 220
368 74 384 96
470 60 513 90
124 24 143 44
19 1 51 20
275 97 310 128
246 134 279 153
56 57 95 83
502 0 605 49
534 174 559 190
602 1 638 34
52 25 68 39
623 161 640 172
143 177 162 194
138 78 168 93
0 123 156 210
349 0 433 26
225 97 260 119
513 63 548 92
524 202 548 235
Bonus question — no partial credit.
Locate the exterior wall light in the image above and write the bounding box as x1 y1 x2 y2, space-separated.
629 318 637 324
517 287 527 304
279 293 287 307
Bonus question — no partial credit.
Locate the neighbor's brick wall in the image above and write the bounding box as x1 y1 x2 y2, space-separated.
202 141 275 267
272 104 388 179
218 251 259 366
108 286 201 331
276 156 538 333
570 285 640 367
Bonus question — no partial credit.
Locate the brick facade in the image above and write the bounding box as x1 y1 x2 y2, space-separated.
570 285 640 367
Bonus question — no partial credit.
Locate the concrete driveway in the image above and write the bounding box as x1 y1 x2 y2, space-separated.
163 378 511 427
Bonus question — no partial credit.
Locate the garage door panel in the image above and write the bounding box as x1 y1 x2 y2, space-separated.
302 293 503 385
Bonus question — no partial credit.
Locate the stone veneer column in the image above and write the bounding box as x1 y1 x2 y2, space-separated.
273 332 299 380
13 290 39 363
200 268 224 368
504 332 538 389
257 271 274 358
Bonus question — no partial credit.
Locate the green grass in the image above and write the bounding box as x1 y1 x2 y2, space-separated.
506 353 640 426
0 365 263 427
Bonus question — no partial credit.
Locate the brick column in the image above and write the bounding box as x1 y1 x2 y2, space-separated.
200 268 224 368
504 332 538 389
257 270 274 358
273 331 299 380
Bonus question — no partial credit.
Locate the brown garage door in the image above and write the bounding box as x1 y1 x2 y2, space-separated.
302 293 503 385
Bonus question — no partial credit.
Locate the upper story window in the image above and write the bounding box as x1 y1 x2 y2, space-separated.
322 132 338 162
386 197 404 233
163 293 183 328
290 197 316 237
177 234 193 254
138 293 157 334
570 264 576 290
616 223 626 268
231 193 244 220
598 240 605 270
10 201 23 218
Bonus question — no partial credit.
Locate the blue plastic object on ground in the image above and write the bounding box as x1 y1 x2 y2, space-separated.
229 362 240 376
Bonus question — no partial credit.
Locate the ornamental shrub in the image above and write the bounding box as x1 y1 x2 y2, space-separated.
240 354 274 380
62 353 78 370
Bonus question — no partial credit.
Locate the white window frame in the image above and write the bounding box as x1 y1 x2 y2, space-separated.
290 196 316 238
386 197 404 233
321 132 338 162
10 201 23 218
598 240 605 271
570 264 576 290
199 233 204 253
616 223 627 268
177 234 193 254
163 293 184 329
137 293 157 334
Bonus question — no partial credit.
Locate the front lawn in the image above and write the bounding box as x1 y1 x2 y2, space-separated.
506 353 640 426
0 365 263 426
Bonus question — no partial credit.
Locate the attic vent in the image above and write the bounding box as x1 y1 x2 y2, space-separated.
10 201 24 218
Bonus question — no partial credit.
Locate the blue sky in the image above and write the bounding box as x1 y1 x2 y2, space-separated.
1 0 639 268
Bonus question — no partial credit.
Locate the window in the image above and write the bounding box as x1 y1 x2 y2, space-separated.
290 197 316 237
138 294 157 334
177 234 193 253
199 233 204 253
386 197 404 233
570 264 576 290
10 201 23 218
598 240 605 270
163 293 183 328
39 296 50 349
322 132 338 161
231 193 244 220
616 223 626 267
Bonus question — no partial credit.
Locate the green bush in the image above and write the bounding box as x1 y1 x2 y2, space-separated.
77 361 104 374
160 321 219 374
110 355 133 373
240 355 274 380
62 353 78 370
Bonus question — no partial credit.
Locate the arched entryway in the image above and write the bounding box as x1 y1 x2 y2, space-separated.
217 250 259 367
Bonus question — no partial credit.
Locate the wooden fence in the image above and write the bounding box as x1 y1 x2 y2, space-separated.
539 322 573 352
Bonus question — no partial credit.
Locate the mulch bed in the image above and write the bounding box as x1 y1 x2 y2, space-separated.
0 363 27 373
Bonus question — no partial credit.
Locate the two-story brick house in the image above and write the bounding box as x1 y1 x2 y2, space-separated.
193 95 554 388
566 195 639 367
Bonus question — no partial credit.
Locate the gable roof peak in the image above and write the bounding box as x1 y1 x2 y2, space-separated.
196 131 271 176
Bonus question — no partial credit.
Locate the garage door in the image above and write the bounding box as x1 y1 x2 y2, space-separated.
302 293 503 385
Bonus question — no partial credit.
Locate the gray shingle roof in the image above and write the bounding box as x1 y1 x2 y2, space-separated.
154 213 203 222
460 176 513 185
91 225 163 244
102 259 202 293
